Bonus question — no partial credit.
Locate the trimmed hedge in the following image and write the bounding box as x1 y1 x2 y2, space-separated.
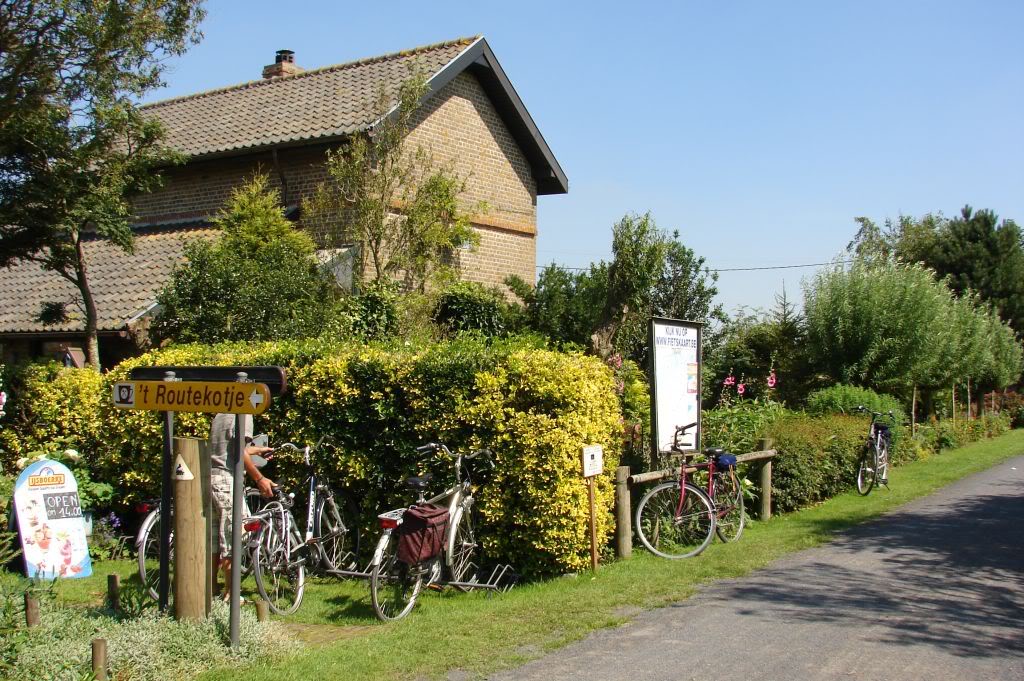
0 337 621 578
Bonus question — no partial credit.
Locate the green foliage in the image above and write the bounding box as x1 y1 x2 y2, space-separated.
6 599 295 681
805 384 904 418
510 213 722 367
854 207 1024 336
432 282 511 337
305 73 479 291
701 398 785 457
341 280 400 341
151 175 347 345
2 337 622 578
0 0 206 368
803 259 1023 395
765 413 866 512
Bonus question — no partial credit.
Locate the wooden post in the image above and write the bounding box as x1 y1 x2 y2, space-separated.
173 437 209 621
24 594 39 627
199 438 213 618
255 600 270 623
107 574 120 613
966 379 972 420
614 466 632 559
588 478 598 572
912 386 918 437
952 385 956 427
91 638 108 680
758 438 773 521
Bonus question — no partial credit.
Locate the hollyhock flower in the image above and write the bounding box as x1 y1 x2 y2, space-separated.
724 375 736 387
767 372 777 388
737 383 746 395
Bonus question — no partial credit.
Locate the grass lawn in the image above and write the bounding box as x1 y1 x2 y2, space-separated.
18 430 1024 680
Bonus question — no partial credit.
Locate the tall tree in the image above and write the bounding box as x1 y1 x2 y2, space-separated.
150 175 344 345
0 0 205 368
304 72 478 292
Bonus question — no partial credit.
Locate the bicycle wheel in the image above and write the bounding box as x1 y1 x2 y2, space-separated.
635 482 715 559
856 445 877 495
137 509 172 601
449 508 479 591
713 471 745 543
370 531 423 621
315 495 358 572
253 510 306 615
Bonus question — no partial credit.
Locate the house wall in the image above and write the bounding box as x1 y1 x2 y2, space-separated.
132 72 538 288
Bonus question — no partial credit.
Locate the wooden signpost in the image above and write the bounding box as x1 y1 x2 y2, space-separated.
581 444 604 572
112 366 284 649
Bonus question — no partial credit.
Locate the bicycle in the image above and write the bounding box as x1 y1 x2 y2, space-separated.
635 422 745 558
369 442 492 621
270 438 361 576
856 406 895 495
247 485 306 615
135 484 265 601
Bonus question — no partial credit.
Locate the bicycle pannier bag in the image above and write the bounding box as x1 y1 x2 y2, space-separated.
397 503 450 564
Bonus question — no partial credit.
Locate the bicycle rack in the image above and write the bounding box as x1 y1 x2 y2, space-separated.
447 563 518 594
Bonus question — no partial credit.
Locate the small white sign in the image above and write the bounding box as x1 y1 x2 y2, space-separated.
173 455 195 481
581 444 604 478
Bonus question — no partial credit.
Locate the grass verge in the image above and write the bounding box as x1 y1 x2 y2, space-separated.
21 431 1024 680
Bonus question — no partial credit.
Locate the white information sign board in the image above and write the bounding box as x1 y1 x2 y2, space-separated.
581 444 604 478
650 318 702 454
13 459 92 579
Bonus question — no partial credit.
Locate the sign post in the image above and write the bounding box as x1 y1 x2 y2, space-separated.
649 318 703 457
113 366 279 648
581 444 604 572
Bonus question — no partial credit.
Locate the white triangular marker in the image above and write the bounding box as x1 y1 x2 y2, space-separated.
173 455 195 481
249 389 264 409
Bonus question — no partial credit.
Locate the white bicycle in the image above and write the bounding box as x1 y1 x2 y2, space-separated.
369 443 492 621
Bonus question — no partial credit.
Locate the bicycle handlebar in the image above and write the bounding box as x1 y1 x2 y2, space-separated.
855 406 896 421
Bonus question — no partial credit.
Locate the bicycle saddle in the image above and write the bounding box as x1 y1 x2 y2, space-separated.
704 447 725 458
404 473 434 490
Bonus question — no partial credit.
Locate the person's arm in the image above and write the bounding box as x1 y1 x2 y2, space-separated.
243 445 275 497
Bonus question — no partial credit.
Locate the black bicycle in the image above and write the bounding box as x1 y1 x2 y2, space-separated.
856 406 895 495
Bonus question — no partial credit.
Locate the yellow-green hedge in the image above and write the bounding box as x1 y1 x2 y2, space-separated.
0 337 621 578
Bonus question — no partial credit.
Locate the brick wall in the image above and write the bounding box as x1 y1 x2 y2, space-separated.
132 71 539 286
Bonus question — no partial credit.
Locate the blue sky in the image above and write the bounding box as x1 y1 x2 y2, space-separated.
147 1 1024 314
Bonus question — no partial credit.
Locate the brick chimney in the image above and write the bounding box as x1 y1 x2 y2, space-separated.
262 50 303 79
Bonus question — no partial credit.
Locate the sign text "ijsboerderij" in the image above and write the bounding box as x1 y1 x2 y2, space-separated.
111 380 271 415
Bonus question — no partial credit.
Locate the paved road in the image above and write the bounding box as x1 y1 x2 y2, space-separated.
491 456 1024 681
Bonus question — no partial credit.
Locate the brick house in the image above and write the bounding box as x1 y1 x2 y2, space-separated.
0 36 567 366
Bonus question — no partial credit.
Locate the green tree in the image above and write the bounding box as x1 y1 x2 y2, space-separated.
150 175 344 344
0 0 206 369
304 72 478 292
510 212 722 367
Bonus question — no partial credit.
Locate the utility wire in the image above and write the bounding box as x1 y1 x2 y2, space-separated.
536 259 854 273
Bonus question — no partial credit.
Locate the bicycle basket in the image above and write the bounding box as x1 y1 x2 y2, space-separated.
397 503 450 564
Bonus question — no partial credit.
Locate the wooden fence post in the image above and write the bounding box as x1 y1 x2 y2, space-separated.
255 600 270 623
173 437 209 621
91 638 108 680
24 594 39 627
757 438 773 520
107 574 120 612
614 466 632 559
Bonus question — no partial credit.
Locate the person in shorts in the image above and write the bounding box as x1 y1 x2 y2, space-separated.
208 412 275 597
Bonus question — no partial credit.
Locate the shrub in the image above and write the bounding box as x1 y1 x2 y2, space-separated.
701 398 785 456
805 384 904 418
764 413 865 512
1 336 621 578
432 281 510 336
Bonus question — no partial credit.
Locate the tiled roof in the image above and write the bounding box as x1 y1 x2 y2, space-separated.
142 37 479 158
0 226 218 334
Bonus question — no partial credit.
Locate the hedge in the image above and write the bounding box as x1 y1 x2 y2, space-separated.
0 337 621 579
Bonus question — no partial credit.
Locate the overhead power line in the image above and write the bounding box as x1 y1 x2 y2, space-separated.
536 259 854 273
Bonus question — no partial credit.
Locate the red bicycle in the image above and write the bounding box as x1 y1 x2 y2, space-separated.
635 423 746 558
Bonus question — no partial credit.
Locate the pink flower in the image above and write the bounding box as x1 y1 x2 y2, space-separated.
724 375 735 387
737 383 746 395
767 372 777 388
